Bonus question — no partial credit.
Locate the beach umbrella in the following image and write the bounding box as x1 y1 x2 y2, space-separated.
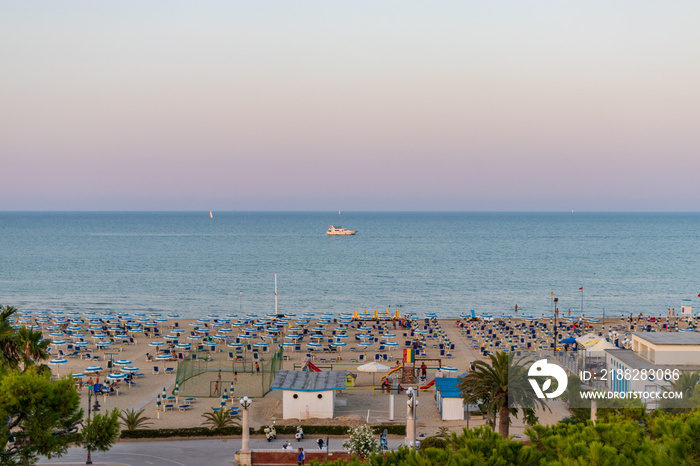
175 342 192 350
114 359 132 366
49 358 68 377
50 340 67 346
164 335 179 340
167 314 180 318
49 332 65 338
383 342 399 348
440 366 459 377
306 342 322 350
382 333 397 339
560 337 577 344
73 340 89 347
85 366 103 373
281 342 295 348
187 335 204 341
359 341 373 347
156 354 173 361
72 373 86 378
356 361 391 386
253 342 269 347
107 372 127 381
149 341 166 347
121 366 140 372
331 342 347 350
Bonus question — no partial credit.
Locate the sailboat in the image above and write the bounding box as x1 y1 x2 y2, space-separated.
210 211 213 219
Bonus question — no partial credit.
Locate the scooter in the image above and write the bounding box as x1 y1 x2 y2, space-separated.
264 423 277 442
282 441 293 450
317 438 325 450
380 429 388 451
295 426 304 441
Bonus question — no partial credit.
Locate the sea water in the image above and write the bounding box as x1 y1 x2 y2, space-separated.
1 211 699 319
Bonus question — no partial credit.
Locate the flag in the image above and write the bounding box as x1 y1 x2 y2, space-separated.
403 348 414 364
579 287 583 290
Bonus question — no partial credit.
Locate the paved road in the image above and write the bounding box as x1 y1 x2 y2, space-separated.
38 437 409 466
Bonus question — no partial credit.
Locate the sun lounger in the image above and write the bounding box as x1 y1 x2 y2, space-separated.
178 404 192 411
164 404 174 411
164 367 174 375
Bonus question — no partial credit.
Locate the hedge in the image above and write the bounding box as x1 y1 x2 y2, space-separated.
121 424 405 439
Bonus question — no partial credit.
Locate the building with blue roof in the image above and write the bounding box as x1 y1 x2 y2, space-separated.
270 370 348 420
434 375 466 420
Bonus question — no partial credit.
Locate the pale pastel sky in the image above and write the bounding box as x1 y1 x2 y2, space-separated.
2 1 699 211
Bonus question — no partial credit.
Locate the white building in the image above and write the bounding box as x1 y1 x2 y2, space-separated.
270 370 348 420
605 332 700 407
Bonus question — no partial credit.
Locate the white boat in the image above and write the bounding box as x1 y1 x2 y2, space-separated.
326 225 357 236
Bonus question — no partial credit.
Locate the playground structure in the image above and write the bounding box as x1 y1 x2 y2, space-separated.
380 350 442 387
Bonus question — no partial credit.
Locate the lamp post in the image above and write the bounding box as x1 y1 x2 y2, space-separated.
553 297 559 353
239 396 253 466
85 389 101 464
405 387 418 449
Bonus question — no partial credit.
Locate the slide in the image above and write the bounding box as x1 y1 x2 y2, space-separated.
419 379 435 390
380 365 402 381
303 362 322 372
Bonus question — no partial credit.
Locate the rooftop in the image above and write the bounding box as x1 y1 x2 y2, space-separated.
633 331 700 346
606 349 700 371
270 370 348 392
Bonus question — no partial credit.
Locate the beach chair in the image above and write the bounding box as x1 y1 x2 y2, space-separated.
228 352 235 361
153 366 160 375
164 367 174 375
178 404 192 411
164 404 174 411
359 354 365 362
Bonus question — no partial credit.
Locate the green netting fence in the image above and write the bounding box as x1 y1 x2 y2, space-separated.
176 346 283 398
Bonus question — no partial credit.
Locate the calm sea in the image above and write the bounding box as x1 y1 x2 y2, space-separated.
1 212 699 319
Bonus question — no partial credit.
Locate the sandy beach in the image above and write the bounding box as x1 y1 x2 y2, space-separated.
28 310 695 438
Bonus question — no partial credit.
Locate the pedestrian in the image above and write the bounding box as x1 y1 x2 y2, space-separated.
297 447 305 465
255 362 260 375
420 362 427 379
234 371 238 384
213 380 219 396
514 304 518 313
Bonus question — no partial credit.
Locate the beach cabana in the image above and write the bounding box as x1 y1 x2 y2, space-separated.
434 377 465 420
270 370 348 420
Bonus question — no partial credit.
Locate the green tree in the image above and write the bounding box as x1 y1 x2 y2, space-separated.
659 371 700 412
201 408 240 430
0 366 82 465
458 351 547 437
119 408 153 430
81 409 120 464
0 305 51 372
15 326 50 372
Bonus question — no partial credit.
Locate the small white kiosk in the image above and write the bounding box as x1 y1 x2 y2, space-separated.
270 370 348 420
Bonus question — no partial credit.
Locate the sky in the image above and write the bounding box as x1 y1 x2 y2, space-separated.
2 1 700 211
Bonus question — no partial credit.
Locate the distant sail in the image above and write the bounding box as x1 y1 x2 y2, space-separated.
210 211 213 219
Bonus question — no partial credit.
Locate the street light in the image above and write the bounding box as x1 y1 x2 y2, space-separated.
553 297 559 353
240 396 253 454
406 387 418 449
85 389 101 464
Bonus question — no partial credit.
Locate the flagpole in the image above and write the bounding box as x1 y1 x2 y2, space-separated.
580 287 584 318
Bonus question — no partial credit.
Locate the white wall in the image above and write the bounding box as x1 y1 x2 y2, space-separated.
282 390 335 420
441 397 464 421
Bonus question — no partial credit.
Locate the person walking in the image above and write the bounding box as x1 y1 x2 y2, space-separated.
297 447 305 465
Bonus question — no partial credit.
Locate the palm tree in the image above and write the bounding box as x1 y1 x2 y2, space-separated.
15 325 50 371
201 408 240 430
660 371 700 412
119 408 153 430
0 305 21 369
459 351 547 437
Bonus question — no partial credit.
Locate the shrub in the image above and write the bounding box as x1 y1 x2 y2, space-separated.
419 436 447 450
342 425 379 458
